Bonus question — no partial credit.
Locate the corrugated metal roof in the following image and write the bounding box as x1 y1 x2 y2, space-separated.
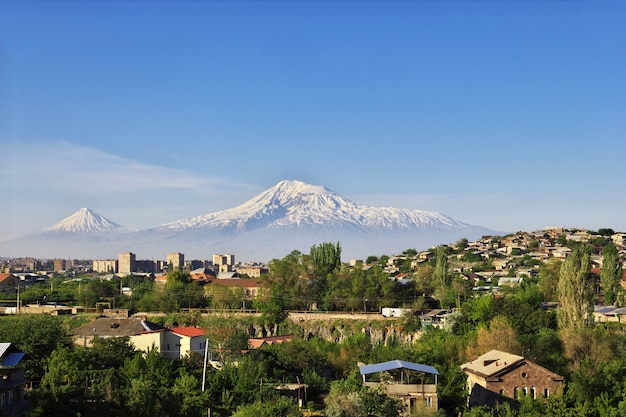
359 360 439 376
1 352 25 367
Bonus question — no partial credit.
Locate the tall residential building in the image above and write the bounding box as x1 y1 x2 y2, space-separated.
118 252 136 275
167 252 185 270
213 254 235 266
93 259 118 274
53 259 66 272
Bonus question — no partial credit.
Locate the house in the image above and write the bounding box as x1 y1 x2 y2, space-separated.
190 268 216 282
359 360 439 413
498 277 524 287
130 326 207 360
72 316 164 347
0 343 30 417
248 335 294 349
419 309 452 329
461 349 564 408
205 278 265 299
0 274 19 296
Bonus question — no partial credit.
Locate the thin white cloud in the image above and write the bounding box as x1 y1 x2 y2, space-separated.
1 140 249 195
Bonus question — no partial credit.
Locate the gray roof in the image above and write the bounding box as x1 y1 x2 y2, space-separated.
359 360 439 376
72 317 164 337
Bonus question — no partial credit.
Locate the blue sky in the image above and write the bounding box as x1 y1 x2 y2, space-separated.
1 0 624 242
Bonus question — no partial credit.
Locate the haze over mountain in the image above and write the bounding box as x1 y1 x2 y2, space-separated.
0 180 497 261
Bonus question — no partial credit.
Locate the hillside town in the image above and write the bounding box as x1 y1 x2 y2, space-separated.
1 226 625 417
1 226 624 306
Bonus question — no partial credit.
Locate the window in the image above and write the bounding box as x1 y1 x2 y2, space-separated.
425 397 432 408
544 388 550 398
499 389 505 396
523 387 528 397
514 387 518 399
530 387 536 399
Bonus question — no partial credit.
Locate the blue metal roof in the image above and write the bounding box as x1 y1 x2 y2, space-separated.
359 360 439 376
1 352 26 367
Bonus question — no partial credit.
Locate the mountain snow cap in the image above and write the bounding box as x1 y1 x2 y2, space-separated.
44 207 127 234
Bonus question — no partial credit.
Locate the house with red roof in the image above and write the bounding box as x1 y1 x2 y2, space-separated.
130 326 207 360
248 335 293 349
0 274 19 296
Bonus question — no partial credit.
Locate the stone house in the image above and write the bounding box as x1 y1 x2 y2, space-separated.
461 349 564 408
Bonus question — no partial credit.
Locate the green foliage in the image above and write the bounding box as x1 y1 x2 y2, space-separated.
538 259 561 301
557 245 594 328
0 314 71 379
597 228 615 236
600 243 622 305
231 396 303 417
310 242 342 277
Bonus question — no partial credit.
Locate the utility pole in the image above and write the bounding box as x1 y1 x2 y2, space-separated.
16 285 20 314
202 337 209 391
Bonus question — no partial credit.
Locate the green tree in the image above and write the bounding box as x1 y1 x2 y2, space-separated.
231 396 303 417
0 314 70 379
557 245 594 329
600 243 622 306
434 247 450 287
538 259 561 301
310 242 342 277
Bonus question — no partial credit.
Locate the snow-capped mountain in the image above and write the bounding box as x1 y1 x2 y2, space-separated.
0 180 497 261
156 180 468 233
44 208 128 234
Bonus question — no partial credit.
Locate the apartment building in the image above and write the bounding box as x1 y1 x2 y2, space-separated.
118 252 136 275
93 259 118 274
167 252 184 270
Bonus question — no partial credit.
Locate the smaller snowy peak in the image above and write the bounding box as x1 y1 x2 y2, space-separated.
44 208 127 234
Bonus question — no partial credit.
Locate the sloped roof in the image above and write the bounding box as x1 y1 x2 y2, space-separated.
207 278 262 288
1 352 26 367
359 360 439 376
248 335 293 348
0 342 26 367
0 273 15 283
72 317 164 337
460 349 525 378
171 327 205 338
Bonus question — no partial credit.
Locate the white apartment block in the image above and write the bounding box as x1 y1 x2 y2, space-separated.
93 259 118 273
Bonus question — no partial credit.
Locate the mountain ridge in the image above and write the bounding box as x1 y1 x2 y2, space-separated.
0 180 497 261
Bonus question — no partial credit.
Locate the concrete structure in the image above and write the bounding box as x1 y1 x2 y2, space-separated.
213 254 235 272
360 360 439 413
461 349 564 408
53 259 66 272
118 252 136 275
93 259 118 273
235 266 267 278
167 252 184 270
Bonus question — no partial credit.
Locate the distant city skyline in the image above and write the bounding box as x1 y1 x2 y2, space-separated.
1 1 624 242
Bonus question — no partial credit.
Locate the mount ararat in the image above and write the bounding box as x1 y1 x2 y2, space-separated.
0 180 498 261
